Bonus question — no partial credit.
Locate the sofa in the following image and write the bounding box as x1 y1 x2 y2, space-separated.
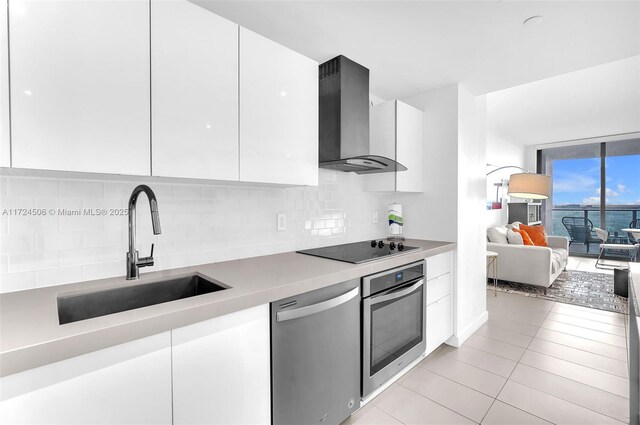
487 225 569 294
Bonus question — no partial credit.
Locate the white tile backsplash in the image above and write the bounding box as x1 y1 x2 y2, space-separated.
0 170 393 292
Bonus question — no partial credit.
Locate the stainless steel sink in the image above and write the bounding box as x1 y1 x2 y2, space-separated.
57 275 227 325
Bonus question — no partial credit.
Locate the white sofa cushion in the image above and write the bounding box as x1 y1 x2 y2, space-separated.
507 229 524 245
487 226 508 244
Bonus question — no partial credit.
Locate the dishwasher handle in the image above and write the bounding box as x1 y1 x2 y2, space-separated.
276 286 360 322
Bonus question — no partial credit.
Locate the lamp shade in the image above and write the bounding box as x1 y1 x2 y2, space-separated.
507 173 551 199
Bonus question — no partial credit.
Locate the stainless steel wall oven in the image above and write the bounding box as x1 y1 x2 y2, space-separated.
361 260 426 397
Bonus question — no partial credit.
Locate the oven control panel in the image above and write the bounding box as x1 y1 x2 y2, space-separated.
363 261 425 297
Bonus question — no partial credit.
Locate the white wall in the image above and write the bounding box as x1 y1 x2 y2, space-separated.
0 170 393 293
397 84 487 346
486 133 527 228
457 88 488 342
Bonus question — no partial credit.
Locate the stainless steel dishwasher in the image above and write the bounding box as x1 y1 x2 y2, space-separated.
271 279 360 425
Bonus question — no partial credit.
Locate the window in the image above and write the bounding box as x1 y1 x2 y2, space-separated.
539 139 640 257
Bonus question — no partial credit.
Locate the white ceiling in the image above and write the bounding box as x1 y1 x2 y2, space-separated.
487 55 640 145
192 1 640 99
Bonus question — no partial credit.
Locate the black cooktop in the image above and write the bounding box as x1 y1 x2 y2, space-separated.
296 240 420 264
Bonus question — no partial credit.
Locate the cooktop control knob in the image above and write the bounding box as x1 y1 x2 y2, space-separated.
370 240 377 247
377 240 384 249
398 243 404 251
389 241 396 250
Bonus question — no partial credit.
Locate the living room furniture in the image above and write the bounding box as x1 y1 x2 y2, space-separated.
487 227 569 294
562 216 600 254
486 251 498 297
594 227 639 269
627 219 640 244
508 202 542 225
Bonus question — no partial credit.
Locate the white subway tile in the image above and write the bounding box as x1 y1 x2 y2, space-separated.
59 180 103 198
7 178 58 198
7 251 59 273
36 266 83 288
0 271 37 292
1 234 34 254
173 184 203 199
83 230 126 249
82 261 122 282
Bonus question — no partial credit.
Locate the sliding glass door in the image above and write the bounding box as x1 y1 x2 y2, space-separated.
539 138 640 257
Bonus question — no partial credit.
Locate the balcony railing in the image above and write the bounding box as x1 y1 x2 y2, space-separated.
552 206 639 256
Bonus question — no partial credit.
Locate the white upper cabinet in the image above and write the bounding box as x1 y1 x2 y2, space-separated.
396 101 423 192
366 100 423 192
151 0 239 180
9 0 150 175
239 28 318 186
0 0 9 167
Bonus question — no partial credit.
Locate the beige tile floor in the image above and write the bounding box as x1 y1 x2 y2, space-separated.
344 257 630 425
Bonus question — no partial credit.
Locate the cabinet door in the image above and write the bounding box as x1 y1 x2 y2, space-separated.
0 0 9 167
396 101 423 192
426 251 453 281
239 28 318 186
172 304 271 425
365 100 396 192
10 0 150 175
426 294 453 354
151 0 239 180
0 333 172 424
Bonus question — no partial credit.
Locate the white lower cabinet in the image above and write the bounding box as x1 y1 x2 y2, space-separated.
0 332 172 425
426 294 453 354
171 304 271 425
425 252 454 354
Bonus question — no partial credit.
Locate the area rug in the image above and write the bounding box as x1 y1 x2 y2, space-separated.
488 270 628 314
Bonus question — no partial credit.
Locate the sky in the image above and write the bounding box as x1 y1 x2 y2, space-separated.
553 155 640 206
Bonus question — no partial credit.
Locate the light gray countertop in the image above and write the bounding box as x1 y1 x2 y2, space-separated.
0 239 455 377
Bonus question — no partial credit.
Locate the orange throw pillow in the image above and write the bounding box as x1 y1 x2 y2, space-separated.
520 224 548 247
513 228 534 246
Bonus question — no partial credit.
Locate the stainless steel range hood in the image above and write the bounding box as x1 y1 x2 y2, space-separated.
319 56 407 174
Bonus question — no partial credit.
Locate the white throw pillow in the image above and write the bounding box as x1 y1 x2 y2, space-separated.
507 229 524 245
506 221 522 230
487 226 508 244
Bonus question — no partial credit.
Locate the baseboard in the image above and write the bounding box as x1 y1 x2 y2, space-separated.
446 310 488 347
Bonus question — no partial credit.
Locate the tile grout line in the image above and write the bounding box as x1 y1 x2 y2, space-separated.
525 341 629 378
394 380 483 424
537 322 627 349
534 331 627 362
503 300 630 422
485 298 554 424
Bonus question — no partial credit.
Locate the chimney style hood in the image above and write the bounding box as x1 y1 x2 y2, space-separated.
319 56 407 174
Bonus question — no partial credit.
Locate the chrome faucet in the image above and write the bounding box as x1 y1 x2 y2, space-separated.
126 185 161 280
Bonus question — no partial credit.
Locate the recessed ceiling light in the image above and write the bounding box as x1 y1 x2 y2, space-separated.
523 15 544 27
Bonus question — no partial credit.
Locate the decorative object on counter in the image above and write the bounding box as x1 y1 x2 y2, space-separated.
489 269 628 314
486 165 551 211
126 185 162 280
388 203 404 240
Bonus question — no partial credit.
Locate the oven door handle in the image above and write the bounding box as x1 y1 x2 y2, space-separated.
276 286 360 322
369 279 424 305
